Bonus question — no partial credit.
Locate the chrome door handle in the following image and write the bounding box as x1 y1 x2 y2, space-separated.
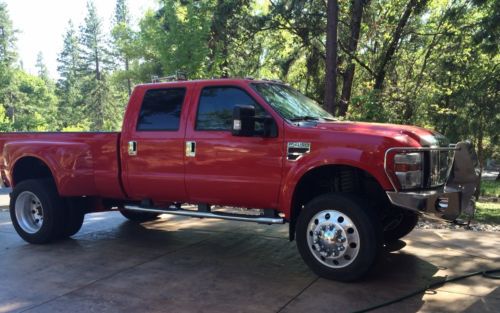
128 141 137 156
186 141 196 157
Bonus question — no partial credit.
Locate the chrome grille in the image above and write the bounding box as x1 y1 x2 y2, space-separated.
429 149 454 187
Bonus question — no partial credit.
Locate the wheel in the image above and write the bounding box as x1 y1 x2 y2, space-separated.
383 210 419 243
9 179 64 244
296 193 382 282
120 209 160 222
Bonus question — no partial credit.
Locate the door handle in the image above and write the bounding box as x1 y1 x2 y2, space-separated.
128 141 137 156
186 141 196 157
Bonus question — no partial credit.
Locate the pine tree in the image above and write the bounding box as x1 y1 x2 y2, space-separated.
112 0 134 95
35 51 50 82
79 1 114 130
0 3 16 65
0 2 17 123
56 20 85 129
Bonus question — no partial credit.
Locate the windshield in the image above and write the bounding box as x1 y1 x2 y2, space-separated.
251 83 334 121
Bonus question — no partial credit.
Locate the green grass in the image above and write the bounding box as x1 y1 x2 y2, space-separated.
474 201 500 225
481 180 500 197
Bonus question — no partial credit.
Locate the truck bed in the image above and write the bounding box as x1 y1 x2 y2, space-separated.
0 132 125 199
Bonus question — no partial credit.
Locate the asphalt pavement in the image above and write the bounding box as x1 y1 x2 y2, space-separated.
0 200 499 313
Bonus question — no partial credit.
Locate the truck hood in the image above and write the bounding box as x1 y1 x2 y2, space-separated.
314 120 446 147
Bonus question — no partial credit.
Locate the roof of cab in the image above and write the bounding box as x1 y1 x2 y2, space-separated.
135 78 284 89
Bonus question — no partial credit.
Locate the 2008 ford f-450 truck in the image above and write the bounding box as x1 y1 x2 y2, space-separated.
0 78 480 281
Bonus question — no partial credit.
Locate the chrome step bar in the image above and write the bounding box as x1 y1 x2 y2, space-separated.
123 205 285 224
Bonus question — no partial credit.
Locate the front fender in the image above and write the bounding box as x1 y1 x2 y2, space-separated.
279 146 394 219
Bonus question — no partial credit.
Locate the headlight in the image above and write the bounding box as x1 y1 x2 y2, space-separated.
394 152 423 189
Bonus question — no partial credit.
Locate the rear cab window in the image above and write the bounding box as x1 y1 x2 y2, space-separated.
137 88 186 131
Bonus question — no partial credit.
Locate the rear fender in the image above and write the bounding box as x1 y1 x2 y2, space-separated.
5 141 96 196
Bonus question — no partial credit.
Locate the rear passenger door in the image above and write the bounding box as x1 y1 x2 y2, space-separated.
121 86 190 203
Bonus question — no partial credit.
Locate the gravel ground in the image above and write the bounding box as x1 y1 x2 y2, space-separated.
417 218 500 232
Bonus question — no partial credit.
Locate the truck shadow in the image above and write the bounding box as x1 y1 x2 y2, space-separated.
2 212 495 313
101 219 446 312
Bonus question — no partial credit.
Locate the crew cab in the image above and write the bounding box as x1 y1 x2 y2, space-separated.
0 78 479 281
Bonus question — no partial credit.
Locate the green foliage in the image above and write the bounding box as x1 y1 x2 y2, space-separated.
8 70 58 131
475 201 500 225
56 20 86 130
139 0 213 77
35 52 50 83
0 0 497 164
77 1 119 131
0 105 11 131
481 181 500 197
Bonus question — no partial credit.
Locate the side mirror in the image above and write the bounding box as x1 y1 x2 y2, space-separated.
232 105 256 136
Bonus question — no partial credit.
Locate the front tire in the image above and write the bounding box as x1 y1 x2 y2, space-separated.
383 210 419 243
296 193 382 282
10 179 65 244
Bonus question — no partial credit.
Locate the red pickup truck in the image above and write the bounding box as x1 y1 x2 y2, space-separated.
0 78 479 281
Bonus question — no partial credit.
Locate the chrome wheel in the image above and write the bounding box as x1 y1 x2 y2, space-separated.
15 191 44 234
307 209 360 268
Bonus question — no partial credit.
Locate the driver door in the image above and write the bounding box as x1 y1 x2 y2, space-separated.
185 84 284 209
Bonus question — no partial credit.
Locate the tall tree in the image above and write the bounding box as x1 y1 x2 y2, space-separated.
112 0 134 95
140 0 212 78
324 0 339 114
57 20 86 129
338 0 370 116
0 2 16 65
206 0 253 76
35 51 50 82
262 0 327 102
0 2 17 122
373 0 428 90
79 1 113 130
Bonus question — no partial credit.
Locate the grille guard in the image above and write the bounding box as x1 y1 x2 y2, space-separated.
384 141 480 221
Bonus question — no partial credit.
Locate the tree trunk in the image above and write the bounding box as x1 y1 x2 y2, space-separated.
324 0 339 114
477 115 484 173
339 0 369 116
95 47 101 81
373 0 427 90
125 58 131 96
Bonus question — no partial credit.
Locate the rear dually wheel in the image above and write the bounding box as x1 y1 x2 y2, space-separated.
10 179 65 244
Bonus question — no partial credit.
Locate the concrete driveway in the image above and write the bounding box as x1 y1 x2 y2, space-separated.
0 193 499 312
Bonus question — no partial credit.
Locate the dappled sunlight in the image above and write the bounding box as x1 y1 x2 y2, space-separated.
0 301 31 313
419 287 500 313
1 209 499 313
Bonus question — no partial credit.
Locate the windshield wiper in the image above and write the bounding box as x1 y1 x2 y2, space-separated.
289 116 321 122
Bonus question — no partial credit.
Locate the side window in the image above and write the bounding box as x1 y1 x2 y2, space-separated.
196 86 269 131
137 88 186 131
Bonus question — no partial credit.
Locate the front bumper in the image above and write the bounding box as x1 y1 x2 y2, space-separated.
385 141 480 221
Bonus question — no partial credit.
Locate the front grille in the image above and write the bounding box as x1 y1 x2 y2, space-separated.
427 149 454 187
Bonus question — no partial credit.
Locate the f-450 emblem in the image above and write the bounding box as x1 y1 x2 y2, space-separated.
287 142 311 161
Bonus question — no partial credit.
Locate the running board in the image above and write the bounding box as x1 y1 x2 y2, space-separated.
123 205 285 224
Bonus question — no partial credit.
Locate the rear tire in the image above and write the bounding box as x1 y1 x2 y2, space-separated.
296 193 382 282
120 209 160 222
10 179 64 244
60 204 85 238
